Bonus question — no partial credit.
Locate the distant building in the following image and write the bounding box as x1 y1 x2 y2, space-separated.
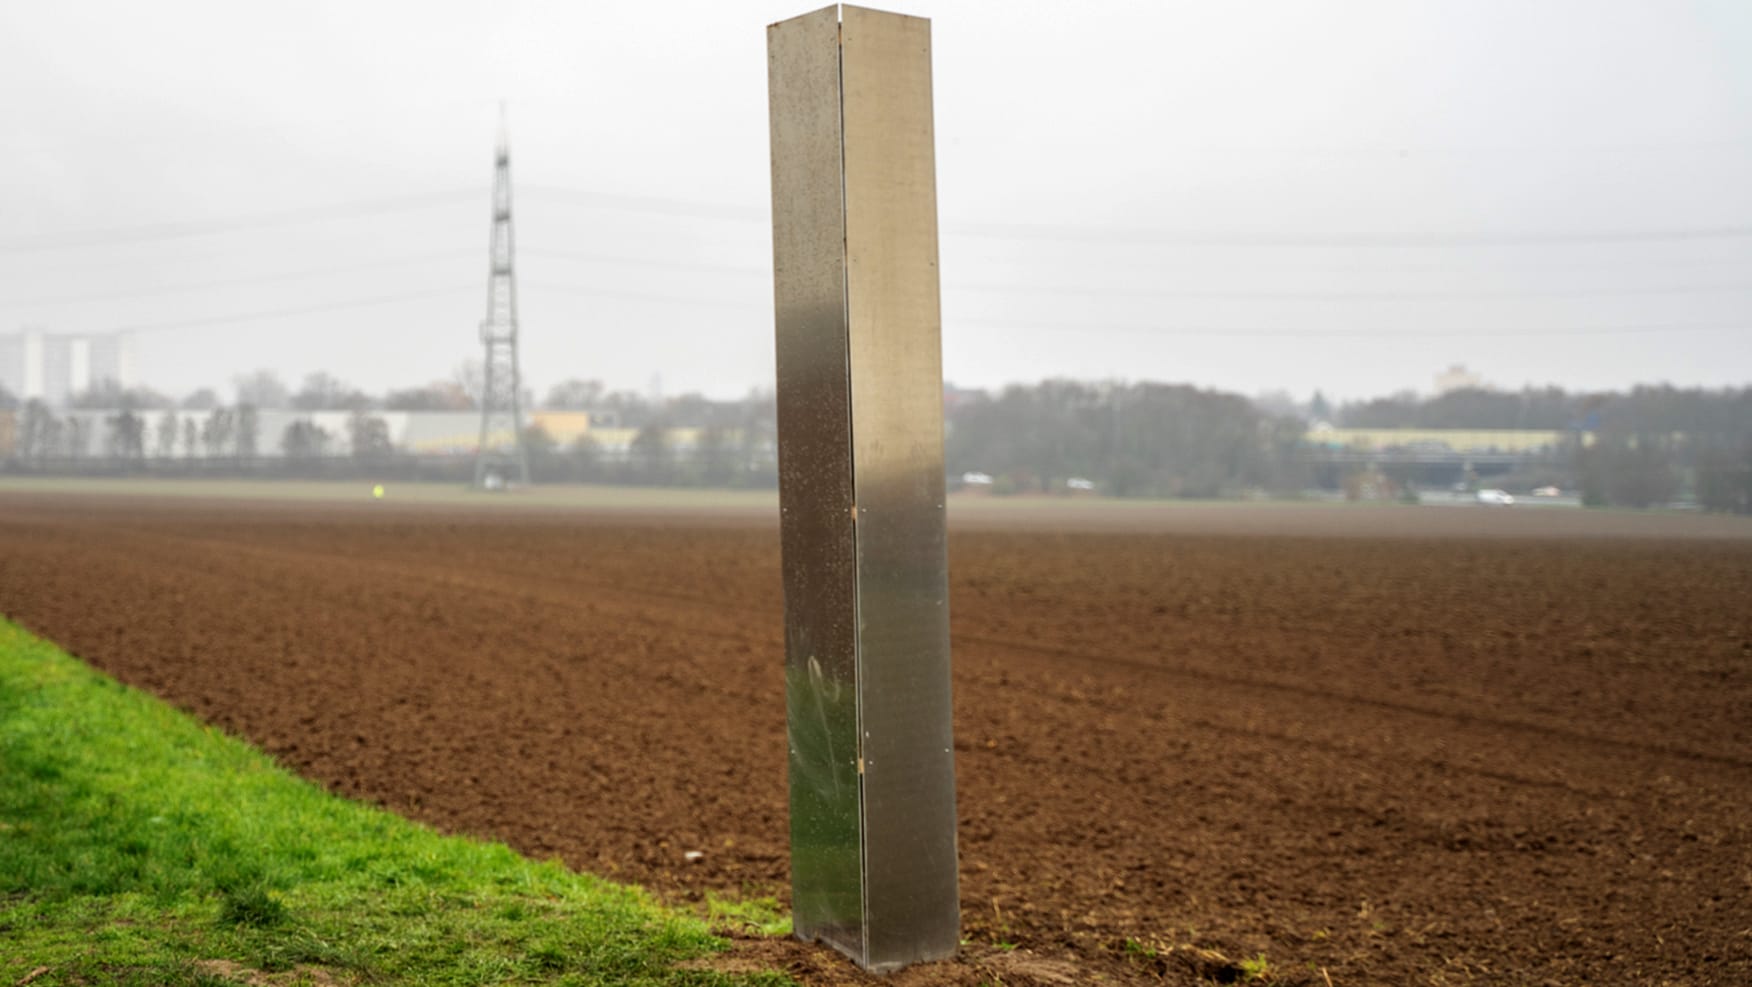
0 407 698 461
0 329 137 406
1433 364 1483 395
1304 425 1572 455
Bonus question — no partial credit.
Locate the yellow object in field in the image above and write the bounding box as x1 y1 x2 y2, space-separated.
372 484 385 500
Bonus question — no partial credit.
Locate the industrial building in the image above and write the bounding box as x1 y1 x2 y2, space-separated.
0 330 137 406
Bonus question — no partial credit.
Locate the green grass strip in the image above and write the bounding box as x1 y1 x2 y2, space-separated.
0 618 790 986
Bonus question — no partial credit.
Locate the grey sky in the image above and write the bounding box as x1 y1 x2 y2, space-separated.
4 0 1750 404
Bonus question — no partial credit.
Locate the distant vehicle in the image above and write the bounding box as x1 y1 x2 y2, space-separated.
1066 477 1095 491
1532 485 1561 497
961 471 994 486
1476 488 1515 505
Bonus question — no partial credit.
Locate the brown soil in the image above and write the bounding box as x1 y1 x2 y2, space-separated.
2 492 1749 986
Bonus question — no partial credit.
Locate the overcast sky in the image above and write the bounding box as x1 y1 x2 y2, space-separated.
3 0 1750 405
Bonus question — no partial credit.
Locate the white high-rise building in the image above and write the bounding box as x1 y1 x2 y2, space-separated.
0 330 137 406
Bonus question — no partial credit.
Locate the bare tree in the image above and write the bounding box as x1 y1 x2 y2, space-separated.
385 380 474 411
451 359 484 408
41 416 66 461
64 416 89 460
698 425 734 486
235 404 259 460
293 372 370 411
73 378 172 410
281 419 332 460
105 409 146 463
19 401 52 460
233 369 290 409
155 409 178 458
182 387 220 410
348 411 393 463
201 407 235 458
544 377 604 410
629 422 671 484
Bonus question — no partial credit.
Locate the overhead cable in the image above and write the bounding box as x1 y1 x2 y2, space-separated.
107 286 475 334
0 188 478 254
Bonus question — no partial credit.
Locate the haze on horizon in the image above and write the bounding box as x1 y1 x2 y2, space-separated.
3 0 1750 407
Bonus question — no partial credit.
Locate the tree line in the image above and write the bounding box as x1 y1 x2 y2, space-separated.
1320 384 1750 512
2 372 1747 513
943 380 1748 511
0 370 780 489
945 380 1305 498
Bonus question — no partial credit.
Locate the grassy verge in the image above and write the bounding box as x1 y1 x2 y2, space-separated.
0 618 790 986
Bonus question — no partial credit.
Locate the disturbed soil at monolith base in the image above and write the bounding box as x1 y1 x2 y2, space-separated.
3 493 1749 985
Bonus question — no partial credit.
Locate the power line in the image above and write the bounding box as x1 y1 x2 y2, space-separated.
36 277 1747 342
519 246 1752 301
0 250 478 307
1118 138 1752 157
52 281 740 337
16 254 1752 311
521 268 1752 304
106 286 475 334
522 280 765 309
70 276 764 337
14 178 1752 260
948 221 1752 248
521 247 764 277
517 182 1752 246
522 279 1750 336
529 251 1752 297
519 184 764 222
953 317 1751 339
15 243 1752 331
0 188 478 254
18 240 1748 306
3 247 760 310
1055 253 1752 277
947 280 1752 302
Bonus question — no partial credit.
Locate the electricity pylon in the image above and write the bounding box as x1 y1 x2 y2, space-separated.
474 109 531 490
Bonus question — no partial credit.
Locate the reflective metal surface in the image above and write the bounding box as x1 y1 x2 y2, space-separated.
768 3 865 962
769 4 958 972
839 5 959 971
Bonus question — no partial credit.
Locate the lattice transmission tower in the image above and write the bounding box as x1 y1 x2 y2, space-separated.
473 110 531 490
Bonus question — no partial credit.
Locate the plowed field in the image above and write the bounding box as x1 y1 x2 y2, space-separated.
2 491 1749 985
